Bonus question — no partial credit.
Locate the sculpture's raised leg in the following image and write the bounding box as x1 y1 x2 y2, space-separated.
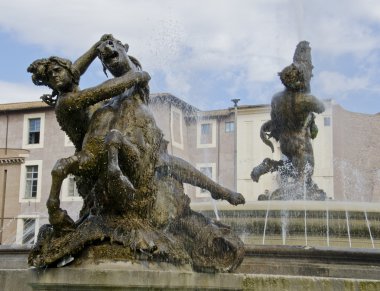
251 158 284 182
47 156 79 231
104 130 139 204
157 153 245 205
47 149 110 230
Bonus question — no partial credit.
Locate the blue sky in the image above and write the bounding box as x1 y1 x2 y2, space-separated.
0 0 380 114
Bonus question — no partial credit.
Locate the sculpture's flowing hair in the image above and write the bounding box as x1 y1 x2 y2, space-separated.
27 57 80 106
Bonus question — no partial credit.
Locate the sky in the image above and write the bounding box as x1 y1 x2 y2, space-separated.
0 0 380 114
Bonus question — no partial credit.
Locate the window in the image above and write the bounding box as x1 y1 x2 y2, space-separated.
196 163 216 198
170 107 184 149
200 123 212 144
16 215 39 245
67 176 79 197
324 117 331 126
25 165 38 198
23 113 45 148
225 121 235 133
201 123 211 134
197 119 216 148
22 218 36 244
28 118 40 144
62 175 82 202
19 160 42 203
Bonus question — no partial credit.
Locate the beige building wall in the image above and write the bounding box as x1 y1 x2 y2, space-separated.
186 113 235 202
237 105 280 201
236 101 334 201
149 94 235 202
0 102 81 245
1 96 379 245
333 104 380 202
312 102 334 198
149 93 192 161
0 149 27 244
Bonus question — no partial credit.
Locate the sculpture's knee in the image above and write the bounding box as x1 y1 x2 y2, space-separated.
108 161 122 178
47 197 59 211
51 159 69 179
105 129 123 148
77 151 96 172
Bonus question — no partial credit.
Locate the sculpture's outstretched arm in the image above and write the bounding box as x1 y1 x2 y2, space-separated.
73 34 113 76
60 70 150 110
302 94 325 114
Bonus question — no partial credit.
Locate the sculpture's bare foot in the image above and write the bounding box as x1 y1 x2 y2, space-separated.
226 192 245 205
48 208 76 232
211 189 245 205
250 167 261 182
250 158 270 182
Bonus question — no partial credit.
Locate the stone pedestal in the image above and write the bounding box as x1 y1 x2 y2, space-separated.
2 246 380 290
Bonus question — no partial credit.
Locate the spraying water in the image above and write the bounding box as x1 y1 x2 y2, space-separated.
281 210 288 245
262 201 270 245
212 199 220 221
326 208 330 247
364 211 375 249
345 210 352 248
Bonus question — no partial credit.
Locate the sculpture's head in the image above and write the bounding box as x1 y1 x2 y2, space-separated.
278 63 307 91
97 36 141 77
27 57 80 106
27 57 79 93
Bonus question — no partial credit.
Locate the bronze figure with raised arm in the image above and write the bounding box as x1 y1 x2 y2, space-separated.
251 41 326 200
28 34 151 231
27 35 245 272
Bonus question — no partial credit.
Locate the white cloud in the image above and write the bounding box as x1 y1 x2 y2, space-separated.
164 70 191 98
315 71 369 97
0 81 47 104
1 0 380 111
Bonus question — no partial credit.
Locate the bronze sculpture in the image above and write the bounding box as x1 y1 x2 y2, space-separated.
27 35 245 272
251 41 327 200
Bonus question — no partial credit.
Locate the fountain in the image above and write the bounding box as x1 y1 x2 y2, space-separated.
1 36 380 290
24 34 245 274
251 41 326 201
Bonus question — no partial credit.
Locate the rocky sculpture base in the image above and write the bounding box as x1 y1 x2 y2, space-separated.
29 177 245 273
258 182 327 201
29 215 190 268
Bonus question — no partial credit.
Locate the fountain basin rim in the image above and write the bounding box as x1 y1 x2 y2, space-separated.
245 244 380 264
191 200 380 212
2 244 380 265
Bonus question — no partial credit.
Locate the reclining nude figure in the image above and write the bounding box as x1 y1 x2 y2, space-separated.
28 35 244 231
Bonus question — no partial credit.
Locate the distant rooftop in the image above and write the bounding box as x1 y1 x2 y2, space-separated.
0 101 49 111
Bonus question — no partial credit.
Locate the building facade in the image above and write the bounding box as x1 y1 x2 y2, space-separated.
0 94 378 245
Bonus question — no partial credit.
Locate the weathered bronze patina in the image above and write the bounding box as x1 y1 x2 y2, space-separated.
251 41 326 200
27 34 245 272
